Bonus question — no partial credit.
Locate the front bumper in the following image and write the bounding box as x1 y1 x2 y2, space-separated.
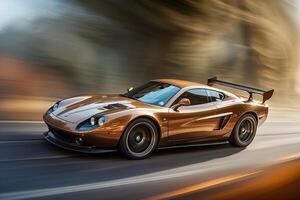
44 131 116 154
43 113 120 148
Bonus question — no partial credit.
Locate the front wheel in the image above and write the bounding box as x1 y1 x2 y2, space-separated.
119 118 158 159
229 114 257 147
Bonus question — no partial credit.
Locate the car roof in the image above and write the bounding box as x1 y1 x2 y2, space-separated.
153 79 210 88
152 79 237 98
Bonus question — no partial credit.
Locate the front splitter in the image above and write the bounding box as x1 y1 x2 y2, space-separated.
44 131 116 154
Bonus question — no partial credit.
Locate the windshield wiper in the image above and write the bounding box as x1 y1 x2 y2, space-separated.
120 94 137 100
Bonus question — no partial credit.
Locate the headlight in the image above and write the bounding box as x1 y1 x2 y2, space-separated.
90 117 96 126
53 103 59 111
98 116 106 127
47 101 60 114
77 115 107 131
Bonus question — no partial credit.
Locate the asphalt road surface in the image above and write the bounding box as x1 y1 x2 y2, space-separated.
1 108 300 200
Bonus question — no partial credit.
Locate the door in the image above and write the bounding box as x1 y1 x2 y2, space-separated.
167 88 221 143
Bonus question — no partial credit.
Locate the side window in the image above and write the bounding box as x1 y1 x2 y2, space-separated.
207 90 225 102
173 89 209 106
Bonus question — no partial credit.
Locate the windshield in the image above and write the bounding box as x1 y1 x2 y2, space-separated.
122 81 181 106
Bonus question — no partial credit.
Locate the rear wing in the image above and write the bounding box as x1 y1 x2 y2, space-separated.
207 77 274 103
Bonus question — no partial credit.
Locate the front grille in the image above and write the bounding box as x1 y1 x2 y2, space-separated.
48 126 76 143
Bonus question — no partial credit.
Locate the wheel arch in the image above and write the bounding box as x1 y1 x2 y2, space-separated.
229 110 258 147
228 111 258 137
119 115 162 145
240 111 258 123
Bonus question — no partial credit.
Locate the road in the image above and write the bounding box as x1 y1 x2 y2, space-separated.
1 108 300 200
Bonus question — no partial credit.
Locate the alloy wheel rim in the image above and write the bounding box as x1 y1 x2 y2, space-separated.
126 122 156 157
238 118 255 143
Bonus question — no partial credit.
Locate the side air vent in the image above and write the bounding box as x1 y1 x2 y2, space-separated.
218 115 231 130
104 103 128 109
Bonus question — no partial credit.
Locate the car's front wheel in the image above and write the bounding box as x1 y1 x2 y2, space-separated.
119 118 158 159
229 114 257 147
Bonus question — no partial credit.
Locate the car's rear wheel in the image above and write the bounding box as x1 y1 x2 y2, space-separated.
119 118 158 159
229 114 257 147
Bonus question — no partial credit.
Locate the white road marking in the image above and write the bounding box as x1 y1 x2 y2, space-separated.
249 136 300 150
0 155 74 163
0 121 44 124
270 107 300 111
266 120 300 123
0 140 43 144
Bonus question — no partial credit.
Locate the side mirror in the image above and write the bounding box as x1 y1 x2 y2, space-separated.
173 98 191 111
127 87 134 92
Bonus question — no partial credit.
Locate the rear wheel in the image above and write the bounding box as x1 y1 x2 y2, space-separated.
229 114 257 147
119 118 158 159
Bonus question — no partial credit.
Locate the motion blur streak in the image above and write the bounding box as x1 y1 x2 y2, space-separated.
0 0 299 122
166 159 300 200
141 0 297 90
0 169 259 200
146 171 260 200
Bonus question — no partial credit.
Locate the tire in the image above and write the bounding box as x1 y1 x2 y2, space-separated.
229 114 257 147
119 118 159 159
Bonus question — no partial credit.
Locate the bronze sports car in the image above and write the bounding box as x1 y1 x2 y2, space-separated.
44 77 274 159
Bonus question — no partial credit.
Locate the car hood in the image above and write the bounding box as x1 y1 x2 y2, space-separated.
52 94 144 123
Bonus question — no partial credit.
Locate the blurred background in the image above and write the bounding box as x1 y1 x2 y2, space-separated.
0 0 299 120
1 1 300 199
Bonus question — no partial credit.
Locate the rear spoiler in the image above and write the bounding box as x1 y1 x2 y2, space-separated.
207 77 274 103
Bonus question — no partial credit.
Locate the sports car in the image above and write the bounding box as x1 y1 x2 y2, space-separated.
43 77 274 159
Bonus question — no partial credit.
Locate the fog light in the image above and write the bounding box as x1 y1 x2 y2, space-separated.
75 137 83 145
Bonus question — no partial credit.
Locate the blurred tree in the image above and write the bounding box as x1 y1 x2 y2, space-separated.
0 0 298 99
